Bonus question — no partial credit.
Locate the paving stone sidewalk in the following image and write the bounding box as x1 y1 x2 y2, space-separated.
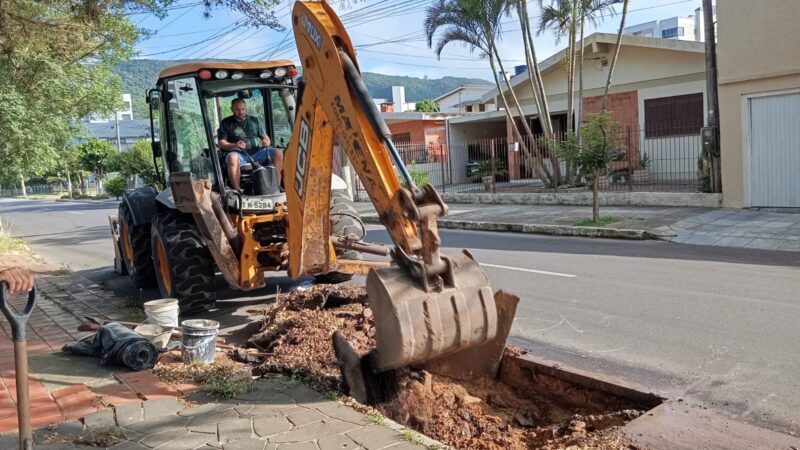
0 272 433 449
0 273 142 432
654 208 800 252
355 201 800 252
1 379 428 450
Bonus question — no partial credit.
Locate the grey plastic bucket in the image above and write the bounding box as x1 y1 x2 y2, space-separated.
181 319 220 364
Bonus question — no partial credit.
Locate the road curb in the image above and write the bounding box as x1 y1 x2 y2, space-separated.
55 198 118 204
362 215 652 240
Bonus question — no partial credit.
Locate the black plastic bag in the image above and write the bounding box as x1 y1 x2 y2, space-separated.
63 322 158 371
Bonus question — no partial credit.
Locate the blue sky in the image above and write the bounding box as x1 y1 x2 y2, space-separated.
132 0 707 81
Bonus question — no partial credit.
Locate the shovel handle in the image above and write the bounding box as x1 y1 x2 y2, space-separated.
0 282 36 342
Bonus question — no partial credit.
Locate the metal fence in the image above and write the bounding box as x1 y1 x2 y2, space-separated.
0 184 62 197
353 123 708 198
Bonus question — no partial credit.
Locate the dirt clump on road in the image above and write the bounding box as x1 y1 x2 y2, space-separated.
239 285 641 450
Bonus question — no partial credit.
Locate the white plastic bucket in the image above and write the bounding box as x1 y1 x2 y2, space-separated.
134 323 172 350
181 319 220 364
143 299 179 328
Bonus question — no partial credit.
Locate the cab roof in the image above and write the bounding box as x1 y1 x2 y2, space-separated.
157 60 296 80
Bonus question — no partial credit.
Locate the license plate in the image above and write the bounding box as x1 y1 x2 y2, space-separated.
241 197 275 210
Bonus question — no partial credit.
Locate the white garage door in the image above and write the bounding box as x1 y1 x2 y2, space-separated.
746 91 800 207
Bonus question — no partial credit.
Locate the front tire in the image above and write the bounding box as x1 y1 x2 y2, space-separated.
118 201 155 287
151 209 216 315
315 190 364 284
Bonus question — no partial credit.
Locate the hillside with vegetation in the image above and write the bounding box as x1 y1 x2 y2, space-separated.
114 59 491 119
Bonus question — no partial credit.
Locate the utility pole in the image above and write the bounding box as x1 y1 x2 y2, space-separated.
703 0 722 193
114 110 122 152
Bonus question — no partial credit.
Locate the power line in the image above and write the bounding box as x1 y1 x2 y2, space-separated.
137 25 239 57
178 26 253 60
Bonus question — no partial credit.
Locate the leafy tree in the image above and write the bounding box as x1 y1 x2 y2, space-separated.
553 112 622 221
414 99 441 112
77 139 117 193
105 176 128 199
0 0 284 183
116 139 162 188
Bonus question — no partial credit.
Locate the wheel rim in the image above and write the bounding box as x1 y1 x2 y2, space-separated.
120 222 134 269
154 237 173 294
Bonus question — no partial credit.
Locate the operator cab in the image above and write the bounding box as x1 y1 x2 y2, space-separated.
146 61 298 213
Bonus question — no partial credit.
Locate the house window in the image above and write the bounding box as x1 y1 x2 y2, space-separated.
661 27 684 38
465 105 473 112
644 93 704 138
479 104 486 112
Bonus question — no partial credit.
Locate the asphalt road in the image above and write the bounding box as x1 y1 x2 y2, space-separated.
2 198 799 436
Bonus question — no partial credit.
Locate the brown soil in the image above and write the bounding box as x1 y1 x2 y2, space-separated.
239 285 642 450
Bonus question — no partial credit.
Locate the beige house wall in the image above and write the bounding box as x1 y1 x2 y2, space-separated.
511 46 705 108
719 74 800 207
716 0 800 207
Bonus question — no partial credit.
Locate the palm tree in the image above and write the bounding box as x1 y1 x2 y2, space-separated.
601 0 629 110
515 0 560 183
425 0 553 182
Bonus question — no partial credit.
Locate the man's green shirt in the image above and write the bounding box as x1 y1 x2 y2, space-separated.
217 115 265 153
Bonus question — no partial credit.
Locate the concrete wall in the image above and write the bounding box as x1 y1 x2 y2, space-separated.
717 0 800 207
442 192 722 208
717 1 800 86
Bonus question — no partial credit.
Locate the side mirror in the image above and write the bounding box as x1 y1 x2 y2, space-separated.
165 150 178 163
151 141 162 157
148 89 161 106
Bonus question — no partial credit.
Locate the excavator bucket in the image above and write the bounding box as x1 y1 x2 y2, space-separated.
366 250 498 371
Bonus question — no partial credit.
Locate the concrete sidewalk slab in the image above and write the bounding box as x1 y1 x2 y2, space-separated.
24 379 429 450
657 209 800 252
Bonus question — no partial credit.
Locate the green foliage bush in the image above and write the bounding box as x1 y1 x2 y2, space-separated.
409 161 431 186
105 176 128 199
115 140 162 188
414 99 440 112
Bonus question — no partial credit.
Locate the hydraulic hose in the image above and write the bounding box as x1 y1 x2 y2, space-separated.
338 49 416 189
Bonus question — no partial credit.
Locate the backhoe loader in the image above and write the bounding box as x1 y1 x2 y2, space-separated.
110 0 512 379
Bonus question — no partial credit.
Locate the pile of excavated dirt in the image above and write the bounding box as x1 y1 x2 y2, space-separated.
239 285 642 450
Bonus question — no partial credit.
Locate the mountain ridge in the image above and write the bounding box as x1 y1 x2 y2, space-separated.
113 59 492 118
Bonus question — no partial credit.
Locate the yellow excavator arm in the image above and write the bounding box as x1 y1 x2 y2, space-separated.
284 1 501 373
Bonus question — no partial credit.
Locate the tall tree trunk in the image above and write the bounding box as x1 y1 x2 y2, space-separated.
493 42 553 183
601 0 629 111
489 53 547 182
64 161 73 198
592 172 599 221
78 172 87 196
520 0 554 136
518 0 549 138
577 11 586 143
518 0 560 183
517 0 561 186
566 0 578 133
19 174 27 199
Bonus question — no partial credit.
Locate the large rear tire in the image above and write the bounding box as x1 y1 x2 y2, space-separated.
118 201 155 288
315 190 364 284
151 209 216 315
